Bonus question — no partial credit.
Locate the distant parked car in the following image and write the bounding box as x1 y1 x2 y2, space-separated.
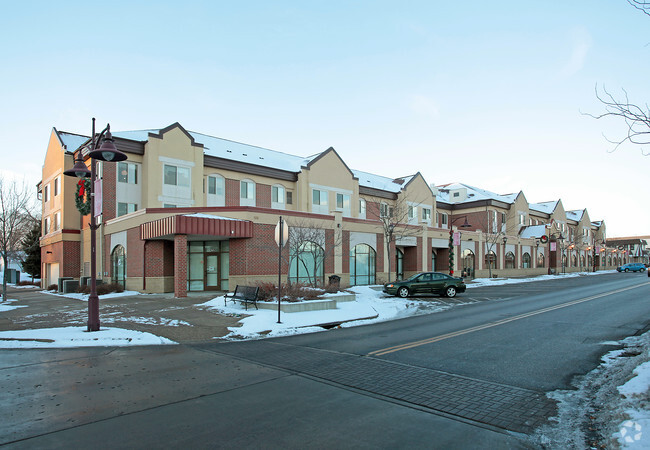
616 263 646 273
383 272 466 298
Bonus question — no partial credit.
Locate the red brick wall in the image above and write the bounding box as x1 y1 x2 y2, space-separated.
174 234 187 297
228 224 288 278
41 238 81 279
225 178 239 207
102 162 117 221
257 183 271 208
403 246 418 272
127 228 143 277
376 233 384 272
342 231 350 274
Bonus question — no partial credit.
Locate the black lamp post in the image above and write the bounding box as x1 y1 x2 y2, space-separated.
449 216 471 276
63 118 126 332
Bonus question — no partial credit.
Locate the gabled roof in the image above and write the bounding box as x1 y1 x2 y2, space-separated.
566 210 584 222
435 182 515 205
56 129 89 153
519 224 547 239
530 201 559 215
353 170 411 193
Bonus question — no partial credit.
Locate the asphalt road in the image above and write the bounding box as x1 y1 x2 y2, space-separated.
2 273 649 448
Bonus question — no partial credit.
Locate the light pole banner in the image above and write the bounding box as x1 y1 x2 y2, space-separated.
453 232 461 246
94 178 102 218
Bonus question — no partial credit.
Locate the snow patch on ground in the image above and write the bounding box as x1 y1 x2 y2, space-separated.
0 326 176 348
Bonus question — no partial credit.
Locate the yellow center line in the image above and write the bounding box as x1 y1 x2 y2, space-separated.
368 282 650 357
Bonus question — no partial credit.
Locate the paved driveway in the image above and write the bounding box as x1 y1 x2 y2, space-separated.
0 287 242 343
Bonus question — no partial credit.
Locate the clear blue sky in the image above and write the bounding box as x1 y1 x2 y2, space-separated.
2 1 648 237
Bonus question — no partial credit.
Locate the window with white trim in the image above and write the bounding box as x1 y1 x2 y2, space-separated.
117 202 138 217
240 180 256 207
336 193 351 217
206 175 225 207
43 217 50 234
53 212 60 231
43 185 50 203
118 162 138 184
440 213 448 227
312 189 328 214
54 177 60 196
359 199 366 219
408 205 417 224
272 184 285 210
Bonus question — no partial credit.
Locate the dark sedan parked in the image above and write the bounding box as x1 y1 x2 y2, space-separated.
383 272 467 298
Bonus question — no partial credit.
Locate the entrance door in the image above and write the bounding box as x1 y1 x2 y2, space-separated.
205 253 220 290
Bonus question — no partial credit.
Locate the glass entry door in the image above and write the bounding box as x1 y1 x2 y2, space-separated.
205 253 220 290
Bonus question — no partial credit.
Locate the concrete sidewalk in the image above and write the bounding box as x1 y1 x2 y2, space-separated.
0 286 243 343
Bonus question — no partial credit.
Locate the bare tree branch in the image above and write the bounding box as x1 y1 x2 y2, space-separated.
585 85 650 154
628 0 650 16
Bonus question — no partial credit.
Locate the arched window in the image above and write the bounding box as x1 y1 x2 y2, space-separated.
350 244 376 286
431 250 437 272
111 245 126 288
522 252 531 268
537 252 545 268
505 252 515 269
485 251 496 269
462 249 475 277
289 241 324 285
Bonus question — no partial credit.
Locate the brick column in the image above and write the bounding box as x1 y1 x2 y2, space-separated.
174 234 188 298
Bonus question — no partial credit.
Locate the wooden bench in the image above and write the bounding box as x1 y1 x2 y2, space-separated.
224 285 260 310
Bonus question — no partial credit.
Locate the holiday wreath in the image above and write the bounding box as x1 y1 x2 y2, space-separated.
75 179 92 215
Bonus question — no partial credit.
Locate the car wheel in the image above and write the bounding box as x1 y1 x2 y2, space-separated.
625 268 630 272
445 286 457 298
397 287 410 298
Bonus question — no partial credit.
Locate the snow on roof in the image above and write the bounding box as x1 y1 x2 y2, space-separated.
530 201 558 215
58 132 89 153
519 224 547 239
352 170 412 193
435 182 515 204
183 213 245 221
566 210 584 221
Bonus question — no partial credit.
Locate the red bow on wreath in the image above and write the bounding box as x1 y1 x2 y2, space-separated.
77 179 85 197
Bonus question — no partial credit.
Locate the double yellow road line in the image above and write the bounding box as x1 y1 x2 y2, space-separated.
368 282 650 357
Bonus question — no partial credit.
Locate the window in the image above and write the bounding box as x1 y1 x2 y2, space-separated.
313 189 326 205
43 217 50 234
240 180 255 207
501 212 506 224
408 206 415 219
53 212 60 231
485 251 496 268
117 202 138 217
164 164 190 187
380 203 389 218
422 208 431 221
118 162 138 184
441 213 448 227
44 185 50 203
272 185 285 204
519 213 526 225
164 204 177 208
54 177 60 196
537 253 545 267
522 252 531 268
286 191 293 205
349 244 376 286
359 199 366 219
505 252 515 269
206 175 225 207
272 185 285 209
289 241 324 285
453 192 460 198
312 189 328 214
336 193 349 209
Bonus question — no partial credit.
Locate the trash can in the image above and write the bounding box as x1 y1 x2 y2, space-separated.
328 275 341 289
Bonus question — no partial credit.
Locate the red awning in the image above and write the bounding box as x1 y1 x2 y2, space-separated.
141 214 253 240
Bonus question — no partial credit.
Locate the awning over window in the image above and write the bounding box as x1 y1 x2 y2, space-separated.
141 214 253 240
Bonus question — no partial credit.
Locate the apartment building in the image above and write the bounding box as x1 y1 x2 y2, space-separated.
39 122 624 297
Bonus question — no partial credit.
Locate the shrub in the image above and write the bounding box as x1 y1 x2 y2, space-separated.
47 284 58 291
254 281 325 302
17 280 40 287
77 283 125 296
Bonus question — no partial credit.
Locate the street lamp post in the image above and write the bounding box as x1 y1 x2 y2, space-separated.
63 118 126 332
448 216 471 276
